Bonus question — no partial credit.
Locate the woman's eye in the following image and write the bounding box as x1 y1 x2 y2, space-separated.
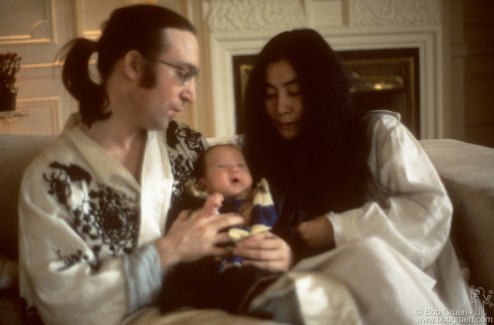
264 86 277 98
287 86 301 96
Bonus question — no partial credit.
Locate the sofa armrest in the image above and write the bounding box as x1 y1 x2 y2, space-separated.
420 139 494 296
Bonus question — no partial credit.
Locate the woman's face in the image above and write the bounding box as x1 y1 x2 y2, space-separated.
264 59 304 140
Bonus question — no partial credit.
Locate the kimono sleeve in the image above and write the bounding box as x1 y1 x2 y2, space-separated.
328 113 453 270
18 163 128 325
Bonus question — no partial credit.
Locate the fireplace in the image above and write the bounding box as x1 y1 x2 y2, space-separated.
233 48 420 137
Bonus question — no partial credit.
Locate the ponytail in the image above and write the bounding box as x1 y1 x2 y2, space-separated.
61 38 110 127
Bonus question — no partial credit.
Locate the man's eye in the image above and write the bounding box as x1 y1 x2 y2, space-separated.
177 70 187 78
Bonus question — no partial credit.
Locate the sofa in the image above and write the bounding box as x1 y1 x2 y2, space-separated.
1 134 493 324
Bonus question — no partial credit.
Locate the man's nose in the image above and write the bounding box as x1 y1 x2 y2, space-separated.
181 79 196 103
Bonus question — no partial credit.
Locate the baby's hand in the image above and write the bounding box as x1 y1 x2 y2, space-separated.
204 193 224 215
192 193 224 219
228 223 271 242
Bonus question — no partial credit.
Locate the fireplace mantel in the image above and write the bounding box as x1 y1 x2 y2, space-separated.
194 0 444 139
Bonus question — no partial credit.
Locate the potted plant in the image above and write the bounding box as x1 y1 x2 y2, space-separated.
0 52 22 112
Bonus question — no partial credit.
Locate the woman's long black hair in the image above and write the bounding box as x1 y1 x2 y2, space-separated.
59 5 196 127
243 29 368 218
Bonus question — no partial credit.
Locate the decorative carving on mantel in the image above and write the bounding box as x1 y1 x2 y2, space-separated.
351 0 440 27
206 0 306 32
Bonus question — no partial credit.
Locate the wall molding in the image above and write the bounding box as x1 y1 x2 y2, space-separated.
9 96 61 135
0 0 56 45
350 0 441 27
206 0 306 32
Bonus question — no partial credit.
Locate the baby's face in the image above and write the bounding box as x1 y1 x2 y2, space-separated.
201 145 253 197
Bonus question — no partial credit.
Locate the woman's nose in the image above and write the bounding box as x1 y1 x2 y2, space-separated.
276 94 290 115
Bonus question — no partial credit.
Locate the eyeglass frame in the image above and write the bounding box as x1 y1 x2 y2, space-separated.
143 58 199 86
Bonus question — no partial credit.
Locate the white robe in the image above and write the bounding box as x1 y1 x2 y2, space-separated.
18 115 205 325
247 112 481 325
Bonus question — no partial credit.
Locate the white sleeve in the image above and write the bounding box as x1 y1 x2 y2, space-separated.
328 114 452 269
123 243 163 315
19 190 125 324
18 168 157 325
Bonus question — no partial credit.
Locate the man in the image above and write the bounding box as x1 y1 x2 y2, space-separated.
18 5 259 324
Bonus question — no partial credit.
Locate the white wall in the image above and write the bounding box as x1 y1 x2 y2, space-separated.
447 0 494 148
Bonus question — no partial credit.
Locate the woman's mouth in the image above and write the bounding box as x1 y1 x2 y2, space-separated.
277 121 298 129
274 120 302 140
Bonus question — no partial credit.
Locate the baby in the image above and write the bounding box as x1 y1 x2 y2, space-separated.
159 144 279 314
189 144 277 253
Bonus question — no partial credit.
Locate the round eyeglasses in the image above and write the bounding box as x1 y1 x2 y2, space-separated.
145 58 199 86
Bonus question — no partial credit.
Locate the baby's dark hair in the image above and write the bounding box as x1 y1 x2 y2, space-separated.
194 144 243 180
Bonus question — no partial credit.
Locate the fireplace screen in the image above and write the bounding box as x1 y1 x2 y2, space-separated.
233 48 419 137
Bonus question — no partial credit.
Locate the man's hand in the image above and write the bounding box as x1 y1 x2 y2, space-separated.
155 210 243 270
233 232 293 272
296 216 335 249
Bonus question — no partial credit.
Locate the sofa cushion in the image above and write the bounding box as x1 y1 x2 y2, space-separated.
0 288 23 325
0 134 55 260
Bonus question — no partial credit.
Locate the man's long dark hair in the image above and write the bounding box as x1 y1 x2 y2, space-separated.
60 5 196 127
243 29 368 218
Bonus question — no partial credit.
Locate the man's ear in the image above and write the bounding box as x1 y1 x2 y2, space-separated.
123 50 142 81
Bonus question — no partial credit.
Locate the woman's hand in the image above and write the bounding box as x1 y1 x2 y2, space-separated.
296 216 335 249
233 232 293 272
155 210 243 270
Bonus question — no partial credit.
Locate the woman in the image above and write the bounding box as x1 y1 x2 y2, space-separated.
244 29 368 260
241 29 478 324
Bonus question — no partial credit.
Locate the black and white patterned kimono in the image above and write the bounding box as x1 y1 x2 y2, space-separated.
18 114 206 325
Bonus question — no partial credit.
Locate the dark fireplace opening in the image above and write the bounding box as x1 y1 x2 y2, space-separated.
338 48 420 137
233 48 420 137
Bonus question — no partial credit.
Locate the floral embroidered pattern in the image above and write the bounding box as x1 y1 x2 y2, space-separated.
44 162 139 266
166 121 205 199
54 249 90 269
